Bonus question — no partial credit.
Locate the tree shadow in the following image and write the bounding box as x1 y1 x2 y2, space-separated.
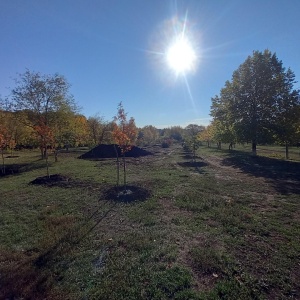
0 200 117 299
0 162 48 177
180 154 194 160
34 201 115 269
177 161 208 174
222 151 300 194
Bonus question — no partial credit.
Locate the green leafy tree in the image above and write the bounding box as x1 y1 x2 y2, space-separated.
211 50 300 155
163 126 185 142
184 124 204 161
138 125 160 146
272 69 300 158
87 115 111 146
197 125 214 148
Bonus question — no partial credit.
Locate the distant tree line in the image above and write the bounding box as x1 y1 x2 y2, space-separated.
1 50 299 166
0 71 198 157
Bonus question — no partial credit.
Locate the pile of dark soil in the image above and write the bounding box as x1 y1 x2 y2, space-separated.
78 144 152 159
30 174 70 186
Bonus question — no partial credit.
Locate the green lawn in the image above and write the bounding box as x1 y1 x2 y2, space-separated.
0 145 299 299
207 142 300 161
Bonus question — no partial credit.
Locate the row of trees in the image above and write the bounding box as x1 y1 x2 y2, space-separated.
2 49 299 168
0 70 204 175
0 71 199 153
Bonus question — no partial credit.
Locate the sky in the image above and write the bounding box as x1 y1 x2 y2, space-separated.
1 0 300 128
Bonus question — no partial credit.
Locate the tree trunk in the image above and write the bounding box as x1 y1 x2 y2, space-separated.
193 144 196 162
123 154 127 191
54 149 58 162
40 147 44 159
252 141 257 156
45 148 50 178
114 145 120 193
285 142 289 160
1 150 5 174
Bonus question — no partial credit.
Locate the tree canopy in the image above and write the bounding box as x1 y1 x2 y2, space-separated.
11 70 78 157
210 49 300 155
12 70 77 125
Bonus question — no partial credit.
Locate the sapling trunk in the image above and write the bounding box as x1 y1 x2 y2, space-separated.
123 153 127 191
54 148 58 162
45 147 50 178
114 144 120 194
252 141 257 156
1 149 5 174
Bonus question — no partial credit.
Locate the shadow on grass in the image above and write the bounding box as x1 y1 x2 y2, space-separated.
0 162 49 177
180 154 194 160
177 161 208 175
0 200 117 299
222 150 300 194
34 202 115 269
103 185 151 203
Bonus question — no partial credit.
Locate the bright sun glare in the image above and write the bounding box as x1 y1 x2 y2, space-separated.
166 36 196 74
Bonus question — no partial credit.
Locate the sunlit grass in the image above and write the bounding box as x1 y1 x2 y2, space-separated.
0 145 299 299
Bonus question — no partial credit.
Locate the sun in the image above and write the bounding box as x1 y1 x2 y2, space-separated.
166 35 197 75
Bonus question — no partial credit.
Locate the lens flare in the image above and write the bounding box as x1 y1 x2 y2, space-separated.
147 10 201 86
166 36 196 74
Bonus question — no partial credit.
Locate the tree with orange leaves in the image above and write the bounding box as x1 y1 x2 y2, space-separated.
34 121 55 177
112 102 137 191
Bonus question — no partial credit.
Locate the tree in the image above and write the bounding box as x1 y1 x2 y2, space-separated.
112 102 137 191
211 50 300 155
163 126 185 142
197 125 214 148
34 121 55 177
209 120 236 149
184 124 204 160
138 125 159 146
272 69 300 158
0 127 9 174
11 70 77 158
0 100 14 174
87 115 111 146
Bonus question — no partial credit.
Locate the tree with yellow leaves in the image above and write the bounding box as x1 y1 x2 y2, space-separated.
112 102 137 191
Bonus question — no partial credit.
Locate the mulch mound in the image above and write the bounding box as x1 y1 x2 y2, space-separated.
78 144 152 159
30 174 70 186
104 185 151 202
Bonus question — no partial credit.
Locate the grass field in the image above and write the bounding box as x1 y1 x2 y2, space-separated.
0 144 299 299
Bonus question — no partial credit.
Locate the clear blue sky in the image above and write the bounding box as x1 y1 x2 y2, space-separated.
1 0 299 128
